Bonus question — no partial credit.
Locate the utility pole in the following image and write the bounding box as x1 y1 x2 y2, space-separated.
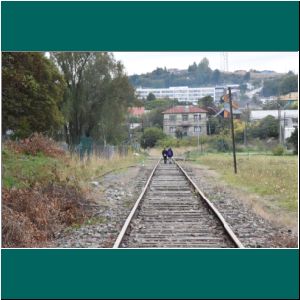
244 102 249 147
197 113 200 152
228 87 237 174
278 103 282 145
283 110 286 146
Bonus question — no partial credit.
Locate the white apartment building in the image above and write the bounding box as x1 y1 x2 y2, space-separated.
136 85 239 103
136 86 216 103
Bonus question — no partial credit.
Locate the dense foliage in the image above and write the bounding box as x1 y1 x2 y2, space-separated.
249 116 279 139
261 74 298 97
2 52 66 138
51 52 135 146
287 127 298 154
140 127 165 148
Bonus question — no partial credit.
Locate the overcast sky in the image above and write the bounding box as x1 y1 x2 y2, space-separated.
113 52 299 75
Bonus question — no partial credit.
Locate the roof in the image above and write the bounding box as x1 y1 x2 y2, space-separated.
162 106 208 114
128 107 145 116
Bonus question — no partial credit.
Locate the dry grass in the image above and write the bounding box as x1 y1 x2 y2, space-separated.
58 152 143 192
188 154 298 232
2 185 89 247
195 153 298 210
2 137 144 247
5 133 65 158
192 153 298 230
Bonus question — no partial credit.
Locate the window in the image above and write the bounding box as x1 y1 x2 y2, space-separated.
194 114 201 121
194 126 201 132
169 115 176 121
284 119 289 127
169 127 176 133
182 114 188 121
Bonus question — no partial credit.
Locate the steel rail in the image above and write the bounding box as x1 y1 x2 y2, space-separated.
113 158 161 248
174 159 244 248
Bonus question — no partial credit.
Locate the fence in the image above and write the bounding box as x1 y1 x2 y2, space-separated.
60 142 135 160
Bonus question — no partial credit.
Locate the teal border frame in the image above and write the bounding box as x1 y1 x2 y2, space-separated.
1 1 299 51
1 1 299 299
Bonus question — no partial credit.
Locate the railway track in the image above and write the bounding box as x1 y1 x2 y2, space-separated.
114 159 244 248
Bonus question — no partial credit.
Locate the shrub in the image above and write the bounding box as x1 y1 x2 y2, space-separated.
5 133 65 158
287 127 298 155
2 184 90 247
207 135 232 152
157 136 199 148
272 145 284 156
141 127 165 148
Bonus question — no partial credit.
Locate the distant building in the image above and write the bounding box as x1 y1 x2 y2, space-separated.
167 68 186 75
278 92 298 102
234 70 247 76
214 103 242 119
136 85 240 103
162 105 208 137
260 96 276 104
128 107 146 117
136 86 215 103
250 109 298 140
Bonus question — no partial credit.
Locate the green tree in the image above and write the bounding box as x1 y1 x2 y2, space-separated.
211 69 221 84
147 92 156 101
249 115 278 139
2 52 66 138
142 98 179 130
243 72 250 81
287 127 298 154
51 52 92 145
51 52 135 146
198 96 214 110
188 62 197 73
208 117 230 135
279 75 298 95
196 58 212 85
140 127 165 148
261 74 298 97
144 98 178 110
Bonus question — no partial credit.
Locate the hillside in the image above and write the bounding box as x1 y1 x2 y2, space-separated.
129 58 285 88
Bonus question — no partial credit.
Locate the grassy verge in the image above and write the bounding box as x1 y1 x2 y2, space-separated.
189 152 298 213
2 141 145 247
2 148 145 190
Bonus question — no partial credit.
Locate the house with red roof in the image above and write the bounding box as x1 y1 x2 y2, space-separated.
128 107 145 117
162 105 208 137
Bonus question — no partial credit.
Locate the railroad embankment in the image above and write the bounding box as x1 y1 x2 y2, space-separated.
2 134 144 247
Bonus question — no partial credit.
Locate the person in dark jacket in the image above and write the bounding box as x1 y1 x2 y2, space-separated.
162 148 168 164
167 147 173 164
